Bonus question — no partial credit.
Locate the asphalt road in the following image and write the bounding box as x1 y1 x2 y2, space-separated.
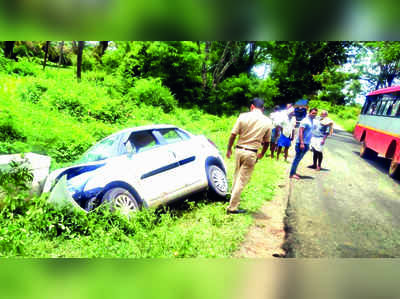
284 128 400 257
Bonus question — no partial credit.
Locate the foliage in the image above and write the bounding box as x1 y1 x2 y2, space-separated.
13 41 44 59
359 41 400 89
208 73 279 114
313 67 361 105
267 41 350 105
125 77 178 113
6 57 38 76
0 160 34 197
116 41 203 107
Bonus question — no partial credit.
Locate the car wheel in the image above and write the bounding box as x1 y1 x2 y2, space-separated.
389 160 400 179
102 187 140 215
85 197 101 212
360 141 377 159
207 165 228 199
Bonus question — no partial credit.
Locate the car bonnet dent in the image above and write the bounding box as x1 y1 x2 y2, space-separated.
48 175 87 213
46 162 106 211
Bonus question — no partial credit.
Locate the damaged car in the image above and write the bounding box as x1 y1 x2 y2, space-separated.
43 125 228 215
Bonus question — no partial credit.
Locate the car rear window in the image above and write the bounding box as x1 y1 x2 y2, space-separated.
128 131 159 153
158 128 186 144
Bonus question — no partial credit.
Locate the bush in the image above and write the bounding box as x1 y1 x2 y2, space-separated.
208 74 278 115
0 111 27 143
126 77 177 113
40 79 124 124
0 55 10 71
0 160 33 198
18 79 48 104
101 45 128 74
7 58 38 76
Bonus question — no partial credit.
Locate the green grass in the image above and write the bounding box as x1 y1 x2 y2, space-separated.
0 58 286 257
329 113 359 133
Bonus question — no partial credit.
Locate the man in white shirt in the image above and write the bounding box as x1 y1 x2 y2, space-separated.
276 107 296 161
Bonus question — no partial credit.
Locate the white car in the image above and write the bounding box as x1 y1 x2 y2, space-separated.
43 125 228 214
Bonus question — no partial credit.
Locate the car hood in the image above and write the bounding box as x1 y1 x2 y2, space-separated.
42 160 106 193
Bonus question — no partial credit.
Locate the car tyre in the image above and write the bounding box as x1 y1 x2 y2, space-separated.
85 197 101 212
360 141 377 160
102 187 140 215
389 160 400 179
207 165 228 199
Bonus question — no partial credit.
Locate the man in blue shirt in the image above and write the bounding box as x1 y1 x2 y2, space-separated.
290 107 318 179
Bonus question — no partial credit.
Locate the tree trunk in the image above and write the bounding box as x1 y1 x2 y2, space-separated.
77 41 85 81
212 41 237 89
246 41 256 74
4 41 15 60
58 41 64 67
43 41 50 70
99 41 109 57
72 41 78 54
202 41 211 90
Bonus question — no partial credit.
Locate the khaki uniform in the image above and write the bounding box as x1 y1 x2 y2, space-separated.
228 109 272 211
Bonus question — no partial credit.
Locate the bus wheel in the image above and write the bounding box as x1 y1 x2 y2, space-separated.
360 142 377 160
389 160 400 179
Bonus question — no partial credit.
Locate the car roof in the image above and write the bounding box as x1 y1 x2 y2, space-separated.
106 124 184 141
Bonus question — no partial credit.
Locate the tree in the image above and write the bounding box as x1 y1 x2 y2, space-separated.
98 41 109 57
42 41 50 70
77 41 85 81
267 41 350 105
314 67 361 105
362 41 400 89
211 41 239 88
58 41 65 67
4 41 16 60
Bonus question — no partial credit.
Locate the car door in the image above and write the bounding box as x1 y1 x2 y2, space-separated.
154 128 201 188
124 130 181 203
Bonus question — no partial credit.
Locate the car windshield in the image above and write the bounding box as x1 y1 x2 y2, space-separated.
76 134 121 164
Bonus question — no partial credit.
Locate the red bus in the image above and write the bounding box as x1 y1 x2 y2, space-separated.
354 86 400 179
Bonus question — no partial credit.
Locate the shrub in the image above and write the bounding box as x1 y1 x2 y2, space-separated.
101 45 128 74
0 111 27 143
126 77 177 113
18 79 48 104
40 79 124 124
0 160 34 197
0 55 10 71
7 58 38 76
209 74 278 115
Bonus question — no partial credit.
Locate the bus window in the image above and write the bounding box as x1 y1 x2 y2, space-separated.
362 99 371 114
372 100 382 115
368 103 377 114
384 100 394 115
377 100 388 115
394 100 400 117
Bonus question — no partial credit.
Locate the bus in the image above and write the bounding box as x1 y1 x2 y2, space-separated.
354 86 400 179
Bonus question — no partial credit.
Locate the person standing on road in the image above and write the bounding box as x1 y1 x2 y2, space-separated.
309 110 334 171
289 107 318 179
269 105 281 159
226 98 273 214
276 107 296 162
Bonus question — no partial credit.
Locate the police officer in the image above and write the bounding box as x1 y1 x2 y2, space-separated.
226 98 273 214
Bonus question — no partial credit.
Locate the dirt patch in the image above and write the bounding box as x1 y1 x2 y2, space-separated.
234 175 289 258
